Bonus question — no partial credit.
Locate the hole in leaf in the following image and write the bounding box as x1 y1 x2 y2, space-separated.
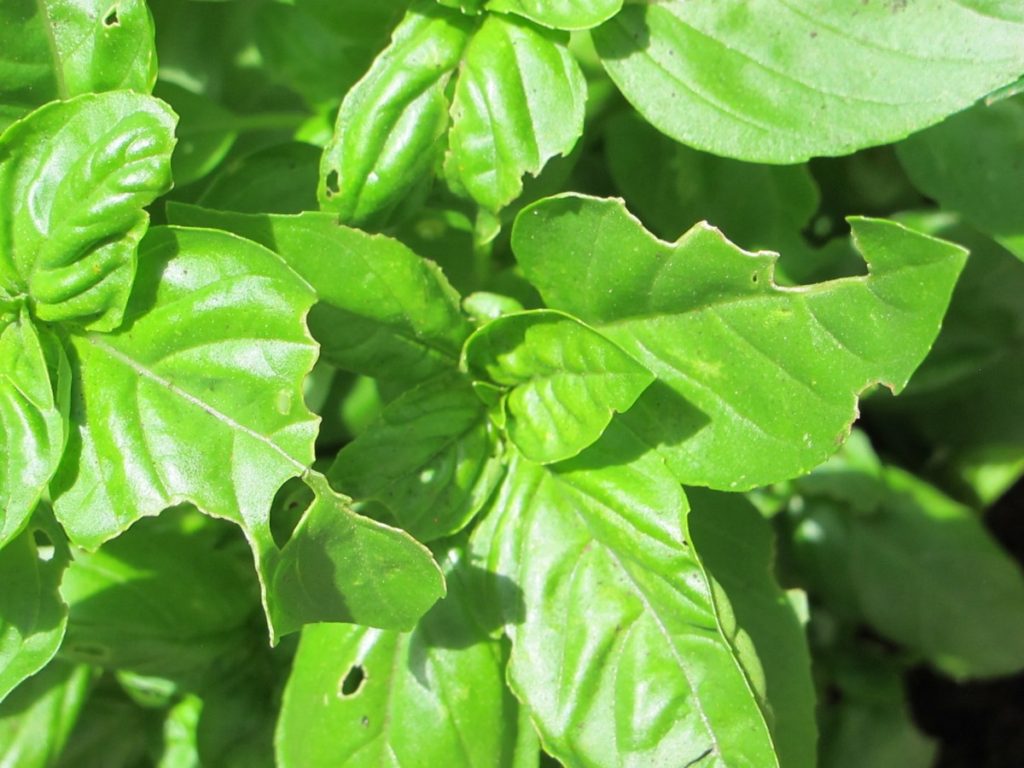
103 7 119 26
339 665 366 697
33 529 55 562
751 273 759 283
270 478 312 549
325 170 340 198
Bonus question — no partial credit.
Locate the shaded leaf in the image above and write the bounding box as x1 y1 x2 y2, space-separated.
266 474 446 640
58 511 257 682
688 488 817 768
197 142 321 214
0 661 93 768
0 0 157 130
789 435 1024 679
0 93 176 331
0 514 70 703
513 194 966 489
471 425 779 767
329 373 504 541
898 96 1024 262
165 205 472 385
593 1 1024 163
0 313 68 548
463 310 653 463
276 546 530 768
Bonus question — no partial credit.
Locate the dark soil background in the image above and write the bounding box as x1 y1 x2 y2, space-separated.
908 478 1024 768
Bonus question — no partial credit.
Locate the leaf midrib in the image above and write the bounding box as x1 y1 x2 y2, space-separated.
83 332 309 474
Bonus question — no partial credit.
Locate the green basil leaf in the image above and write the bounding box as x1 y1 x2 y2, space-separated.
0 661 93 768
471 426 779 767
0 514 70 703
864 217 1024 505
155 81 237 187
252 0 407 109
164 205 472 385
329 373 504 541
0 0 157 131
197 142 321 215
50 226 319 549
276 546 527 767
485 0 622 30
0 312 68 548
513 195 967 489
0 93 176 331
57 512 257 682
898 96 1024 263
792 448 1024 679
444 14 586 213
462 310 653 463
604 111 819 248
688 488 817 768
320 2 473 223
266 473 446 639
593 1 1024 163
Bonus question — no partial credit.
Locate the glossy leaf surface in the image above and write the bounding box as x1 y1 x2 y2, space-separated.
329 373 504 541
0 0 157 130
164 205 472 385
0 519 70 702
320 3 472 223
51 226 319 548
514 195 966 489
593 0 1024 162
0 313 67 547
486 0 622 30
472 426 779 767
463 310 653 463
0 93 176 331
276 547 524 767
445 14 586 212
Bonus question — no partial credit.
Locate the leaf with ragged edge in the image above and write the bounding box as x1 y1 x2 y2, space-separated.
462 310 653 463
0 512 70 703
444 14 586 213
319 2 473 223
165 204 472 385
470 425 779 767
0 0 157 131
0 661 93 768
0 312 68 548
513 194 967 489
266 473 446 640
0 93 176 332
790 438 1024 680
485 0 622 30
276 546 530 768
898 96 1024 263
687 488 817 768
864 216 1024 505
593 0 1024 163
48 227 443 638
329 373 504 542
